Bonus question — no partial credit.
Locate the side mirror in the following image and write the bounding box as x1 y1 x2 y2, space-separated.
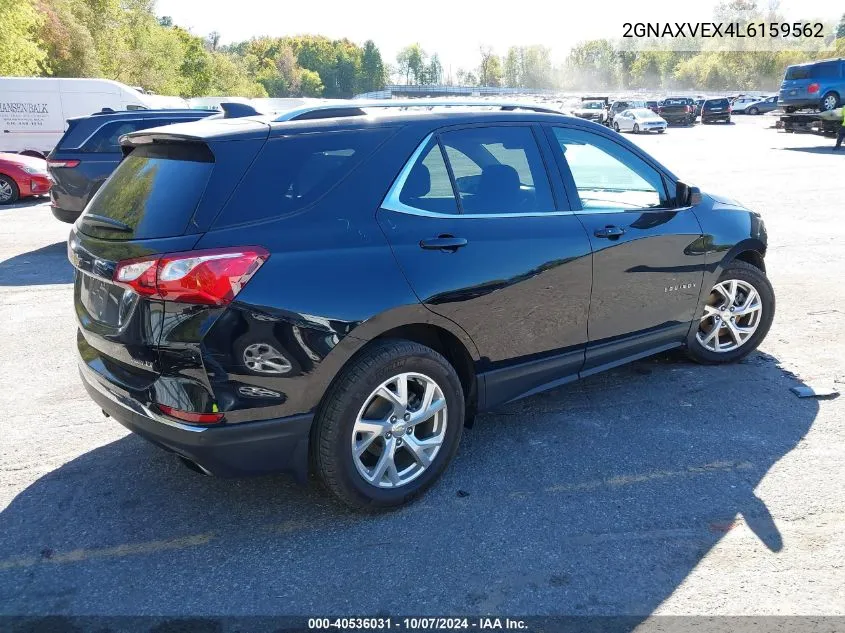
676 182 703 207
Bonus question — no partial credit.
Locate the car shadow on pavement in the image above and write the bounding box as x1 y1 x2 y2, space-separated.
0 350 819 624
779 146 844 155
0 198 48 213
0 242 73 286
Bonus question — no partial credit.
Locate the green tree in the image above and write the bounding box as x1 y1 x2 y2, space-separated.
36 0 100 77
361 41 385 90
837 14 845 39
396 43 425 84
0 0 47 75
504 47 520 87
360 40 385 93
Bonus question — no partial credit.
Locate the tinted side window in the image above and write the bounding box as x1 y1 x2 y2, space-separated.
551 127 669 211
82 119 185 153
397 139 458 215
813 62 841 79
438 126 554 215
214 128 390 227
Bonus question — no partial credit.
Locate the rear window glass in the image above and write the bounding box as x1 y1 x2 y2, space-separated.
663 98 691 106
79 144 213 240
213 128 390 227
785 66 811 80
705 99 729 107
81 119 192 153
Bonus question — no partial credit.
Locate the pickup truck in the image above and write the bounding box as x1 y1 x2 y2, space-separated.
658 97 696 125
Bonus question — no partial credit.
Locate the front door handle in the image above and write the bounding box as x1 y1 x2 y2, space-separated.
419 235 468 252
594 225 625 239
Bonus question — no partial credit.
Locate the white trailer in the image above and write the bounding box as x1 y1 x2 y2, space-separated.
0 77 188 156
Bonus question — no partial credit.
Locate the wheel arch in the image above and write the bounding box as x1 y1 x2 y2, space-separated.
319 306 482 423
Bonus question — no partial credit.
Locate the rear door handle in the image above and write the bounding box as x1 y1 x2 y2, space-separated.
594 225 625 239
419 236 468 252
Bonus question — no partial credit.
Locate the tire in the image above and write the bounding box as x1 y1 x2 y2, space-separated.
633 123 639 134
657 129 665 133
784 106 796 113
685 260 775 364
313 339 464 510
613 122 620 132
820 92 840 112
748 107 759 115
0 174 20 205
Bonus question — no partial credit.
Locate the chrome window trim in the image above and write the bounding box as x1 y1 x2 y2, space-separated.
380 132 666 219
381 132 632 219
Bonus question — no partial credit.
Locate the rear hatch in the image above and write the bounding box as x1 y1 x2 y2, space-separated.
703 98 730 114
69 119 269 410
780 64 814 100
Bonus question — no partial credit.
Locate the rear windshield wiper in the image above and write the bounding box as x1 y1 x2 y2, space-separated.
80 214 132 232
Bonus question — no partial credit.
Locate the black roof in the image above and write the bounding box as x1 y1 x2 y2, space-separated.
122 108 593 146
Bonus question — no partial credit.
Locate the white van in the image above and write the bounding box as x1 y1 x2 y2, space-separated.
0 77 188 156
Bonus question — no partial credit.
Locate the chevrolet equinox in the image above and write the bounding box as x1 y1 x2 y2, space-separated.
69 101 774 509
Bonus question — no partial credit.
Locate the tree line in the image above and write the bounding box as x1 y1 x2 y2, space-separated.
2 0 844 97
0 0 387 98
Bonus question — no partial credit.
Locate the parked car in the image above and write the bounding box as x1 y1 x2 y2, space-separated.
47 108 214 223
571 97 608 122
779 58 845 112
730 96 764 114
0 152 51 204
745 96 779 115
657 97 696 125
646 100 659 114
0 77 188 157
694 98 705 117
69 100 774 509
612 108 667 133
700 98 732 124
605 99 646 127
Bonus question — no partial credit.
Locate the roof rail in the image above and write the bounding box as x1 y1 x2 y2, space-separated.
273 99 564 122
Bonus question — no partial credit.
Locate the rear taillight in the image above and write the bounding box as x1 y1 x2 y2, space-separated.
808 83 820 94
114 246 269 306
685 105 692 112
47 159 80 168
157 404 223 425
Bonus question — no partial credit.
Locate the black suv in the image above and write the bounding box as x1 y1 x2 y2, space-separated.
48 108 213 223
69 101 774 509
701 98 732 124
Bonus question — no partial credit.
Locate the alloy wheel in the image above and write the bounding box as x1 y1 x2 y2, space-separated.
0 179 13 203
351 372 447 488
696 279 763 353
822 94 838 111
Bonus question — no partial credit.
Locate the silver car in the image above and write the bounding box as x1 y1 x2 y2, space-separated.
613 108 667 134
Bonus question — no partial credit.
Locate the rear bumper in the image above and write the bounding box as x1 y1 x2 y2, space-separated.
778 96 819 109
80 362 312 482
662 114 694 124
51 205 80 223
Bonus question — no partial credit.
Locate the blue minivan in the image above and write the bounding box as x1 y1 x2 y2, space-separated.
779 58 845 112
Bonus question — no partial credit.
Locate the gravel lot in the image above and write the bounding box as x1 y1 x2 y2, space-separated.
1 116 843 620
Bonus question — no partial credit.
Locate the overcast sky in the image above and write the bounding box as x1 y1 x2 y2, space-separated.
156 0 844 73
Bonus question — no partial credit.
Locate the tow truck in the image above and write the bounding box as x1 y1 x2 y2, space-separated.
777 107 843 137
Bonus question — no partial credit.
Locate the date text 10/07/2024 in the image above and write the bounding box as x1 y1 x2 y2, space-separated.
623 22 826 39
308 618 529 630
